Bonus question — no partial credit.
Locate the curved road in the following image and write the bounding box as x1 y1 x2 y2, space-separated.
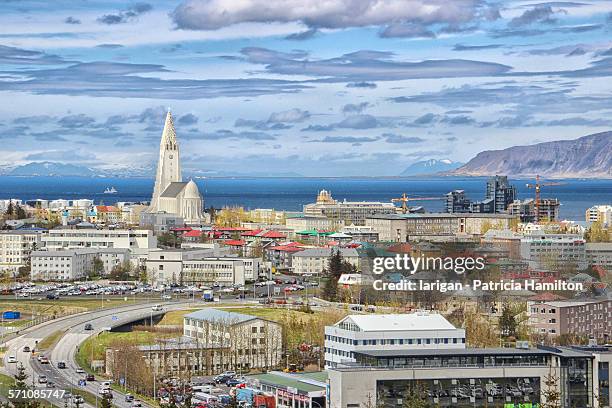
2 300 201 408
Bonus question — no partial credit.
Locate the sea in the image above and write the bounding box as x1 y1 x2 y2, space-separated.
0 176 610 221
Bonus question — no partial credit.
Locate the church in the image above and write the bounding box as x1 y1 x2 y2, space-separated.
147 111 204 225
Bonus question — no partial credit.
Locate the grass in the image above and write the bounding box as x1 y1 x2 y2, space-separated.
218 306 318 322
0 297 144 318
38 330 65 351
0 373 15 398
72 388 103 407
156 309 199 325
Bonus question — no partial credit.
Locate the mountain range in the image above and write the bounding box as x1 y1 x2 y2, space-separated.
401 159 464 176
450 131 611 178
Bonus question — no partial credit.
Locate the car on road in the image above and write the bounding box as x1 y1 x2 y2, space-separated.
7 355 17 363
39 356 49 364
22 346 30 352
151 304 163 311
72 395 84 404
226 378 244 387
84 323 93 331
57 361 66 369
125 394 134 402
76 368 85 374
131 400 143 408
46 380 55 388
86 374 95 381
63 392 72 400
38 375 47 384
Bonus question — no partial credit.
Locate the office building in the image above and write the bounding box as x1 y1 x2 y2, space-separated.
520 233 587 270
183 308 282 371
42 228 156 251
0 230 44 274
303 190 396 226
291 248 359 275
528 299 612 339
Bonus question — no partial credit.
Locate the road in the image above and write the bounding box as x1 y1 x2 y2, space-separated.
2 300 198 408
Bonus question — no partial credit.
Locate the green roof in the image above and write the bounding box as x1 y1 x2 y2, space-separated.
296 229 334 236
247 371 326 393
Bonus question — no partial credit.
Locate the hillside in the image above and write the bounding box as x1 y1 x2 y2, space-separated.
450 132 612 178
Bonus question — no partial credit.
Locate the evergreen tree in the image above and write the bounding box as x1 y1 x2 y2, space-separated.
15 204 27 220
12 363 40 408
499 303 518 338
6 200 14 217
402 385 430 408
322 249 343 301
541 368 562 408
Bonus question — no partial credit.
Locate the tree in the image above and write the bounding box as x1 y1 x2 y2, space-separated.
15 204 27 220
12 363 40 408
100 392 113 408
499 303 518 338
6 200 14 217
402 385 430 408
322 250 343 301
91 257 105 278
585 220 610 243
541 367 562 408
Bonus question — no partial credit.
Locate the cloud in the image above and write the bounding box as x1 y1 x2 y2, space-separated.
0 58 310 99
314 136 379 143
342 102 370 114
172 0 495 31
509 5 558 27
491 23 602 37
58 114 96 129
0 45 68 65
184 129 276 140
413 113 439 125
301 124 335 132
285 28 318 40
13 115 55 125
98 3 153 25
453 43 503 51
64 16 81 25
95 44 124 49
346 81 377 89
379 22 436 38
336 114 379 129
24 150 95 162
268 108 310 123
383 133 425 143
240 47 512 82
177 113 198 126
234 118 292 130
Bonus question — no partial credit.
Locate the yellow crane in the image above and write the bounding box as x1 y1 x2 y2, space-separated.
391 193 443 214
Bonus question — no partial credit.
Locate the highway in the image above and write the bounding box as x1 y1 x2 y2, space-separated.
2 300 199 408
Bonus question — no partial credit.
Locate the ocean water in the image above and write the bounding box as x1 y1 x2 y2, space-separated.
0 176 610 221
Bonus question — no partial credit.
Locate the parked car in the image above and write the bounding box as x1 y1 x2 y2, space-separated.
161 294 172 300
226 378 244 387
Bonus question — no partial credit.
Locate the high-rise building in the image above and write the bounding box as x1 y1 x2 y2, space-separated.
486 175 517 213
147 111 204 224
586 205 612 226
445 190 471 213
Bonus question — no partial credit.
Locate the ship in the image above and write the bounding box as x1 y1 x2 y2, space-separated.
103 187 118 194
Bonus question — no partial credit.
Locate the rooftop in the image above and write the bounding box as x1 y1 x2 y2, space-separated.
184 308 259 324
337 312 459 332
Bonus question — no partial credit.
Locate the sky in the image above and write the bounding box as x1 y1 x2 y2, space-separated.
0 0 611 177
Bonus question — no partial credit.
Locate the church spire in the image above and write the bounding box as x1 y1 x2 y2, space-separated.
161 110 177 150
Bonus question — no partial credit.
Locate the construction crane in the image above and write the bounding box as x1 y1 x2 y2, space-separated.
525 175 565 222
391 192 443 214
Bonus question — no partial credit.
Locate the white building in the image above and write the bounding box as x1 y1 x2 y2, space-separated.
182 258 246 286
520 233 587 270
0 230 44 274
586 205 612 226
324 312 466 368
183 308 283 371
303 190 396 226
147 111 204 224
30 248 129 281
42 228 156 251
291 248 359 275
285 215 340 233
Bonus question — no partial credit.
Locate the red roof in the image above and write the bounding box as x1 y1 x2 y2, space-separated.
387 243 412 253
268 245 305 253
183 230 202 238
215 227 251 232
171 227 193 232
593 265 607 279
241 229 263 237
261 230 286 239
223 239 245 246
528 292 567 302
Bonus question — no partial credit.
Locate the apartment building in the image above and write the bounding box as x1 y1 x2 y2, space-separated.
285 214 340 233
586 205 612 226
30 248 129 281
183 308 282 371
303 190 396 226
365 213 516 242
528 299 612 339
42 228 156 250
291 248 359 275
0 229 45 274
324 312 466 368
586 242 612 271
520 233 587 270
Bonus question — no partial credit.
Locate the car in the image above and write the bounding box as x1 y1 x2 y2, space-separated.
22 346 31 352
84 323 93 331
161 294 172 300
76 368 85 374
213 375 233 384
226 378 244 387
39 356 49 364
131 400 142 408
86 374 95 381
38 375 48 384
47 380 55 388
7 355 17 363
57 361 66 369
63 392 73 400
125 394 134 402
72 395 84 404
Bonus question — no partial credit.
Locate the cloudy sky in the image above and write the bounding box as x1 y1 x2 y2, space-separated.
1 0 611 176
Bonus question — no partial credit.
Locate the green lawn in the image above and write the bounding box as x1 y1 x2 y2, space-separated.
38 330 66 351
0 373 15 398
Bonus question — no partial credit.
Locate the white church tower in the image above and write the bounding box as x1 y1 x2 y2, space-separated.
149 110 181 213
147 110 204 224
